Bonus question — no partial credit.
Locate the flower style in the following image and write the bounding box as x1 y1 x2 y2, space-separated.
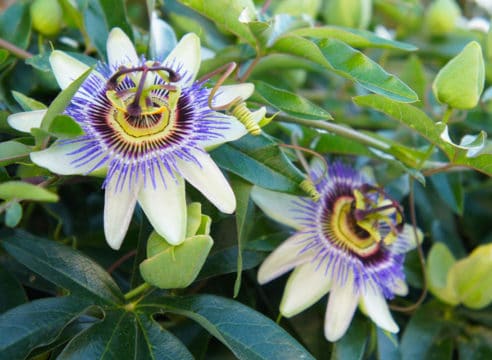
8 27 264 250
251 162 421 342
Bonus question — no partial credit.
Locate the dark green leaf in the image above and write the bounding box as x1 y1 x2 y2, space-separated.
289 26 418 51
353 94 492 176
273 36 418 102
147 294 315 360
252 80 333 120
98 0 133 41
377 329 400 360
430 173 463 215
230 175 254 297
0 2 31 50
82 1 108 58
136 313 194 360
198 246 266 280
211 134 305 195
25 53 52 72
0 181 58 202
58 310 134 359
40 67 93 131
0 264 26 312
1 230 124 305
0 297 90 360
0 49 8 64
47 114 84 138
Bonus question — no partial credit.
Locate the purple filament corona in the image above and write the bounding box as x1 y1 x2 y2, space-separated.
62 59 229 191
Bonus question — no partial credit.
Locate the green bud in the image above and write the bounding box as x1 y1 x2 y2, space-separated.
424 0 461 36
322 0 372 30
30 0 64 37
432 41 485 109
448 244 492 309
273 0 321 18
139 203 213 289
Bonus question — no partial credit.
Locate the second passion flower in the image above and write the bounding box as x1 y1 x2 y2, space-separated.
252 161 422 342
8 28 264 249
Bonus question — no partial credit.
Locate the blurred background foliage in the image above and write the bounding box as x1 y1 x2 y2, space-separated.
0 0 492 359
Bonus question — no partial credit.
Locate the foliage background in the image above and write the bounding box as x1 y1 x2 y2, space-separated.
0 0 492 359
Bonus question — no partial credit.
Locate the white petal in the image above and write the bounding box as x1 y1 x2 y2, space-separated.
199 108 265 150
177 150 235 214
212 83 254 108
280 262 331 317
324 279 359 342
150 12 177 59
107 28 139 67
50 51 90 90
30 141 101 175
257 232 314 284
165 33 200 86
7 110 46 133
251 186 305 230
360 288 399 333
138 172 187 246
104 175 140 250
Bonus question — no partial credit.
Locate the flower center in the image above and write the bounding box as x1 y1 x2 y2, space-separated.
323 185 404 258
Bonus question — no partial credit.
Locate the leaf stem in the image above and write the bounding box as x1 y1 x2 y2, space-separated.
276 114 390 151
0 37 33 59
124 282 152 301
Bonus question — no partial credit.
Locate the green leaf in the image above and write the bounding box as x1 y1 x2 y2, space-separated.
5 201 22 227
0 49 8 64
400 55 427 104
178 0 256 46
0 2 31 50
25 53 52 72
147 294 315 360
426 242 459 305
47 114 84 138
273 36 418 102
252 80 332 120
353 94 492 176
98 0 133 41
12 91 47 111
230 175 254 297
0 297 90 360
40 67 92 131
211 134 305 195
198 246 266 281
81 0 109 57
136 313 194 360
289 26 417 51
377 329 400 360
0 265 27 313
1 230 124 305
0 141 32 166
430 173 463 215
0 181 58 202
401 302 446 360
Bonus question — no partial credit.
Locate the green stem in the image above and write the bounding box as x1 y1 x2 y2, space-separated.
276 114 390 151
124 282 152 301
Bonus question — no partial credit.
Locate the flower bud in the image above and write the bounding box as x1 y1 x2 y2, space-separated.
424 0 461 36
322 0 372 30
432 41 485 109
30 0 64 37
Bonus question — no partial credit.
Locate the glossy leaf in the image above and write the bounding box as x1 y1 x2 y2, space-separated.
211 134 305 195
149 294 315 360
0 297 90 360
1 230 124 305
331 315 369 360
0 181 58 202
273 36 418 102
252 80 332 120
0 265 26 313
353 95 492 176
289 26 417 51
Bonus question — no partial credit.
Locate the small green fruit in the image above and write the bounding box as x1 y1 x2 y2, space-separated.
322 0 372 29
432 41 485 110
425 0 461 36
30 0 63 37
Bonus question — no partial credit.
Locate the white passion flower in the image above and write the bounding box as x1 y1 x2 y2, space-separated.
8 28 264 250
252 162 421 342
